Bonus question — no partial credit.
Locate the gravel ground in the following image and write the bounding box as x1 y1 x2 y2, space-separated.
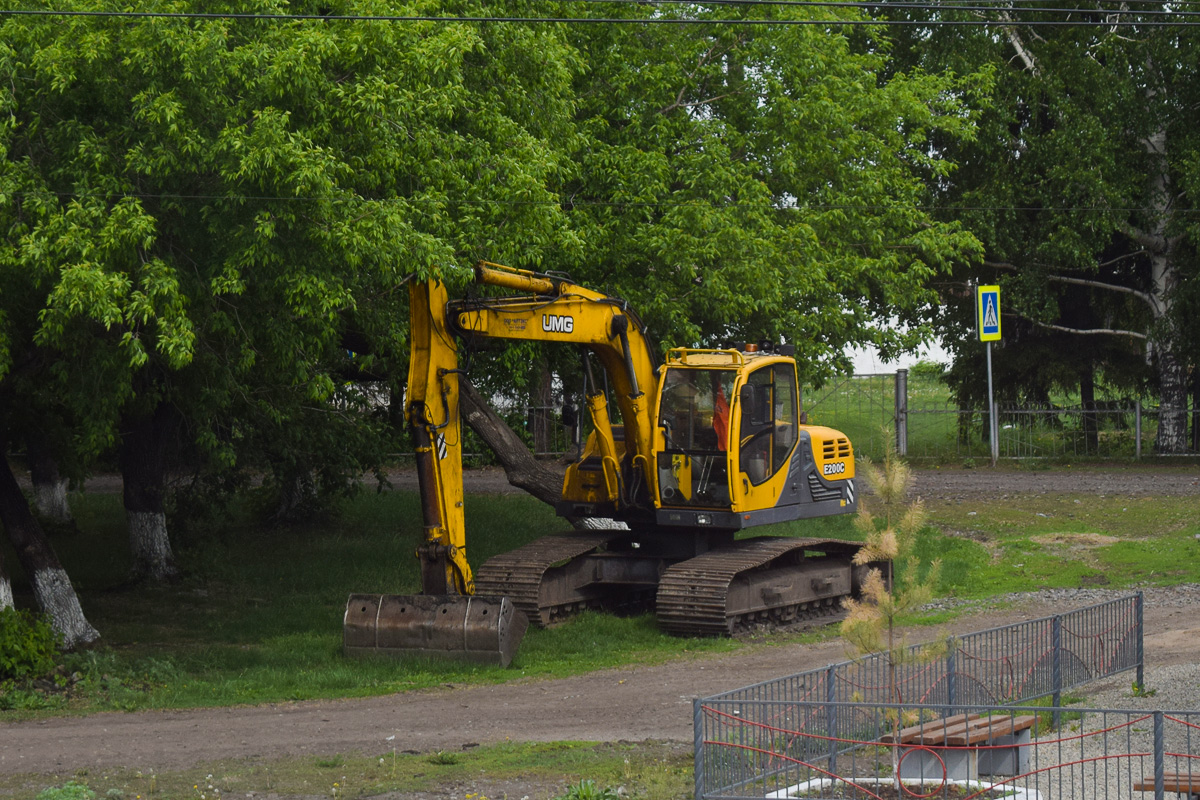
944 586 1200 800
1020 662 1200 800
924 582 1200 615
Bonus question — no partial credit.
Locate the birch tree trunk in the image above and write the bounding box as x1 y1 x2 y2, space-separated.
0 562 13 611
0 450 99 649
1140 124 1189 454
26 432 73 526
119 403 181 583
1155 337 1189 453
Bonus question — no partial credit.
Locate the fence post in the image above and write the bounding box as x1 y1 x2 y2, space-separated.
1136 400 1143 460
946 639 957 713
1154 710 1165 800
826 665 838 773
1136 591 1145 693
1052 615 1063 729
693 699 705 800
895 369 908 457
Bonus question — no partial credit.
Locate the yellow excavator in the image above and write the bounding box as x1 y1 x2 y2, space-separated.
344 263 866 666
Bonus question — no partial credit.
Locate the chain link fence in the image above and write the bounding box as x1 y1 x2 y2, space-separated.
803 371 1200 463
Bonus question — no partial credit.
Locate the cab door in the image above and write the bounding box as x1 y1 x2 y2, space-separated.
732 362 800 512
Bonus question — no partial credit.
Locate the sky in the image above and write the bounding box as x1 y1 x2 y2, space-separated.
849 339 951 374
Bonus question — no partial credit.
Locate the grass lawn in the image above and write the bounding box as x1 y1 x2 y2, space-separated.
2 487 863 716
4 482 1198 716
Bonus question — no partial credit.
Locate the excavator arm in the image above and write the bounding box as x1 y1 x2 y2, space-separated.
450 263 661 514
342 278 528 667
406 280 473 596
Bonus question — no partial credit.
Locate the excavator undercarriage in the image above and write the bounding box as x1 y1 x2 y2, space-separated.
474 531 872 637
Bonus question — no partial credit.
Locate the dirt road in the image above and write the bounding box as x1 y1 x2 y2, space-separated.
1 466 1198 779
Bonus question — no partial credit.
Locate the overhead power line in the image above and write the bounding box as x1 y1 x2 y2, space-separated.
584 0 1200 17
5 5 1200 26
11 189 1200 217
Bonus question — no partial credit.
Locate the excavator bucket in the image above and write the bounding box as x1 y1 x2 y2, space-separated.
343 594 528 667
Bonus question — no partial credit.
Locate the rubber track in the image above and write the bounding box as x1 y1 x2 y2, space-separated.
474 531 623 627
655 537 851 637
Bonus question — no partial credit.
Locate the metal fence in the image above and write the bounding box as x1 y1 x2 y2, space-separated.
695 594 1149 799
696 703 1198 800
803 372 1200 462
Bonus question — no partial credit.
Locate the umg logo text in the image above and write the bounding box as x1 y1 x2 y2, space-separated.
542 314 574 333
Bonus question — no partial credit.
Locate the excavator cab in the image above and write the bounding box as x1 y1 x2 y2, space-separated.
652 348 856 531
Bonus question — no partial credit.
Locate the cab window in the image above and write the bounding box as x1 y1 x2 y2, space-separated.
738 365 798 485
656 368 735 509
658 368 735 452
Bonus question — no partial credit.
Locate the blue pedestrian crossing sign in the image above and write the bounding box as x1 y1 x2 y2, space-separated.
977 285 1001 341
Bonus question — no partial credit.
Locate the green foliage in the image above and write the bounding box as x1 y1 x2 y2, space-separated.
888 7 1197 449
36 782 96 800
841 432 943 693
0 0 580 509
0 607 60 681
557 5 985 379
908 360 948 380
555 779 622 800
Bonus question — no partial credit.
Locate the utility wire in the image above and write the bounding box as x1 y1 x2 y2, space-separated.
571 0 1200 18
5 6 1200 25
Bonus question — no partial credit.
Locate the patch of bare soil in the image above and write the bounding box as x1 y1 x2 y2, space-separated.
1 467 1197 794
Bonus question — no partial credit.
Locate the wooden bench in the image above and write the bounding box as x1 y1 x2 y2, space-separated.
880 712 1039 781
1134 772 1200 799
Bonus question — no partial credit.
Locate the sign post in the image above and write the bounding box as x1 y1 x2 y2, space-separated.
977 285 1001 465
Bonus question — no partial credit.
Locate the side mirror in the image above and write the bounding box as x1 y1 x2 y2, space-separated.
740 385 768 427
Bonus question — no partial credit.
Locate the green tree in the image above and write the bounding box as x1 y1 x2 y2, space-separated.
558 4 987 381
0 0 579 635
888 10 1200 452
841 434 941 789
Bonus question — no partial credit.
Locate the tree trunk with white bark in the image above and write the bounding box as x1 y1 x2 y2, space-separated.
1139 125 1189 454
0 449 99 649
0 565 13 611
119 403 181 583
1155 340 1190 453
26 432 73 526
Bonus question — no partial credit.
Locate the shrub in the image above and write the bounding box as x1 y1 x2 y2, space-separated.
36 782 96 800
555 780 621 800
0 607 60 681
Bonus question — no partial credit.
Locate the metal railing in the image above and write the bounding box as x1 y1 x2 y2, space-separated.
695 594 1147 799
696 702 1198 800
